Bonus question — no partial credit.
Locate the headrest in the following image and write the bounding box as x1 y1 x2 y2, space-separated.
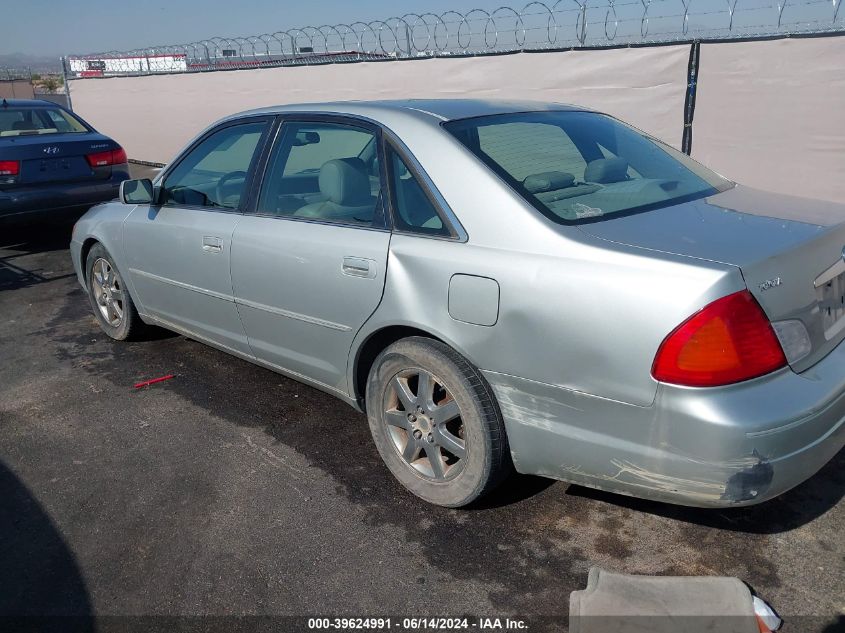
319 157 371 205
584 157 629 184
523 171 575 193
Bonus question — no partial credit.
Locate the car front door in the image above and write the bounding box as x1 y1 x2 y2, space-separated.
123 117 272 355
231 117 391 394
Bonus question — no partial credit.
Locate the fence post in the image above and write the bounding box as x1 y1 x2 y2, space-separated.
60 56 74 111
682 40 700 155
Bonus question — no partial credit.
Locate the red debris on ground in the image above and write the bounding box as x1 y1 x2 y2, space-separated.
134 374 175 389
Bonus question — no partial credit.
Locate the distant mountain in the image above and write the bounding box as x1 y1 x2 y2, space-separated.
0 53 63 74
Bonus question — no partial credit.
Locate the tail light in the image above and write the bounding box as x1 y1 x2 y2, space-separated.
85 147 127 168
652 290 786 387
0 160 20 176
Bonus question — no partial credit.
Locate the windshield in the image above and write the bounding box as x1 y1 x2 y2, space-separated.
443 111 732 224
0 106 88 137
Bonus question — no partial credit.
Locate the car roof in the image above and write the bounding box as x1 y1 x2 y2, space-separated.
231 98 588 123
0 98 62 108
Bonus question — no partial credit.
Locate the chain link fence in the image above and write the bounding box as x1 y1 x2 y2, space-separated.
1 68 34 81
63 0 844 77
0 68 35 100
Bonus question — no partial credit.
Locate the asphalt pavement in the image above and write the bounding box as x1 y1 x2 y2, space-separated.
0 187 843 631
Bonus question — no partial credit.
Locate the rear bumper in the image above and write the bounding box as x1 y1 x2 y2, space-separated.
0 168 128 222
484 337 845 507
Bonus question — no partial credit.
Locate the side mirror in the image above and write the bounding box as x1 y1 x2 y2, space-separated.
120 178 154 204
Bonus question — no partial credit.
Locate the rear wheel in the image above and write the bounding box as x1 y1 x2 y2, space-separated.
85 243 144 341
366 337 511 507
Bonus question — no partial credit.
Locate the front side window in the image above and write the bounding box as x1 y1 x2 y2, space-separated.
387 145 449 236
162 121 267 209
0 107 87 136
444 111 732 224
257 121 380 226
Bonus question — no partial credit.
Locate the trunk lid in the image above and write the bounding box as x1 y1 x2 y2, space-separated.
0 132 117 186
578 185 845 372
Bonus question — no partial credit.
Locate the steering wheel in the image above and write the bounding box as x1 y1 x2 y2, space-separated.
215 170 248 207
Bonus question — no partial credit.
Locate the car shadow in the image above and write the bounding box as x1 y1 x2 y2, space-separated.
0 223 77 293
468 472 557 510
0 460 93 627
0 221 75 252
565 446 844 534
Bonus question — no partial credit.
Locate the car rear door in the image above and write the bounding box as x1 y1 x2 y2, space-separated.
123 117 272 355
230 116 391 394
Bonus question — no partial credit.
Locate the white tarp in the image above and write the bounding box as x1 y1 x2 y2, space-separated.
70 46 689 165
694 37 845 204
70 37 845 204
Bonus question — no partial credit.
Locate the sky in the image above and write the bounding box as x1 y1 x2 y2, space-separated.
0 0 837 58
1 0 510 56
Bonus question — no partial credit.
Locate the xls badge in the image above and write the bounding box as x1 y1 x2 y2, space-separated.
758 277 782 292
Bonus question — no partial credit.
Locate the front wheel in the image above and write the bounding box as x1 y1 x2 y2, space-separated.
85 243 144 341
366 337 512 507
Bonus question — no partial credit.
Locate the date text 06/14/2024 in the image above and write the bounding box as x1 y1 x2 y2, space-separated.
306 617 529 630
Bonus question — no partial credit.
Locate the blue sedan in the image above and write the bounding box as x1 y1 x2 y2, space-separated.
0 98 129 224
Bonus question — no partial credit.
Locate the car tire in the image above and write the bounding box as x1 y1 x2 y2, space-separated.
85 243 144 341
366 337 512 507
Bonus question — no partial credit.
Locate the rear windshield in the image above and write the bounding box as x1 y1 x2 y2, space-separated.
443 111 732 224
0 106 88 137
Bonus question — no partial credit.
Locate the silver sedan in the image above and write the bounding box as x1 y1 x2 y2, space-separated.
70 99 845 507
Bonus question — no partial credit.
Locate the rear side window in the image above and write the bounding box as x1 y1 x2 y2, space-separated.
386 145 449 237
162 121 267 209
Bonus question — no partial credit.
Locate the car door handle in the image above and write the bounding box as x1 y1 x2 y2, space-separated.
202 236 223 253
342 256 377 279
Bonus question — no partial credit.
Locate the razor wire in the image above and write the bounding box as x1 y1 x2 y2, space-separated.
63 0 845 77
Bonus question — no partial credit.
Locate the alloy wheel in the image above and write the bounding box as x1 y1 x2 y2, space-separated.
383 368 467 480
91 258 125 327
